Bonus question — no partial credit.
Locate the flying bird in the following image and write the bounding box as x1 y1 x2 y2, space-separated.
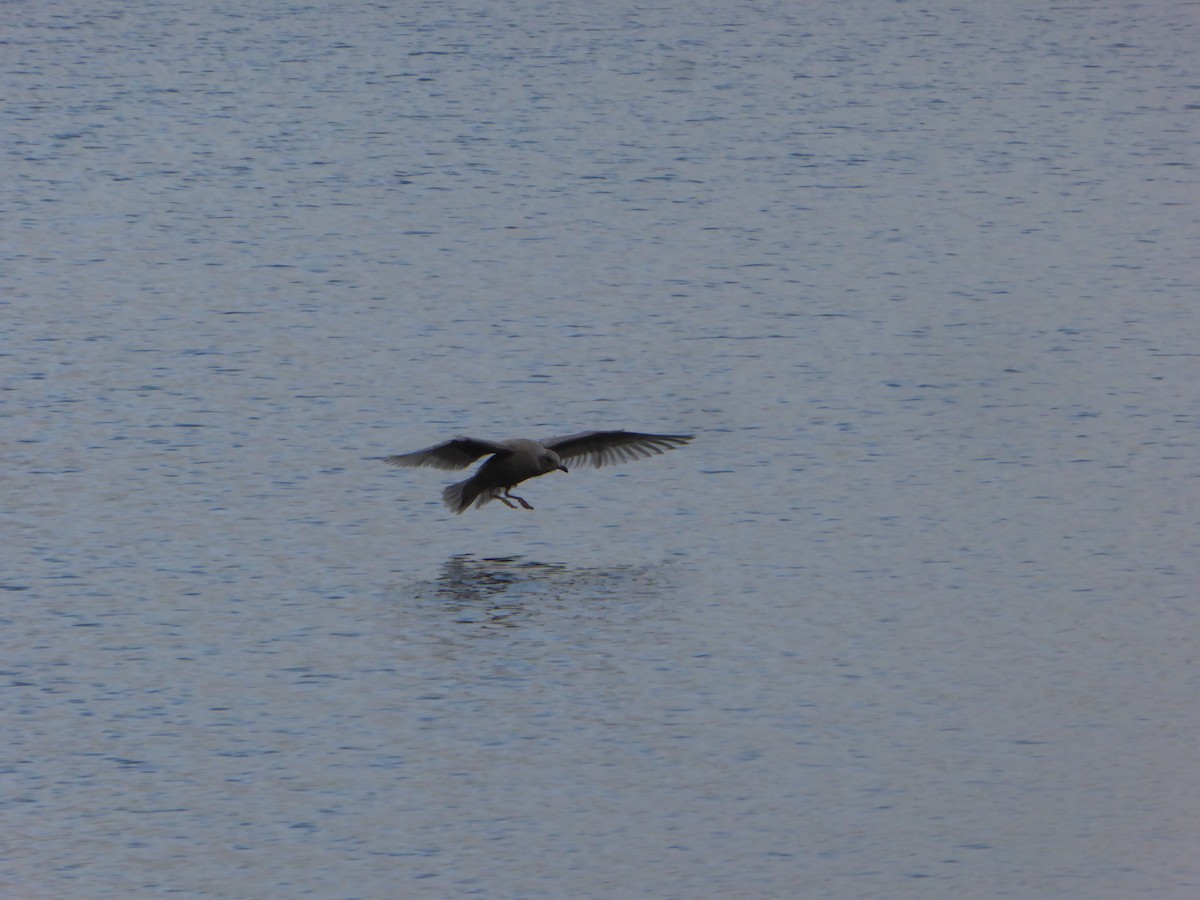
384 430 694 513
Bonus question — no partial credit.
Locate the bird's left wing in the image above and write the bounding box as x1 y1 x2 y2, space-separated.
383 436 510 471
540 430 694 469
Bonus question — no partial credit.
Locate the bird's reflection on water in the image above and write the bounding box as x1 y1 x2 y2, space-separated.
406 553 671 632
428 555 553 629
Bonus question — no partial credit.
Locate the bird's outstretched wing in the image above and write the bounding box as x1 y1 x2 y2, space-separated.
541 431 694 469
383 436 510 471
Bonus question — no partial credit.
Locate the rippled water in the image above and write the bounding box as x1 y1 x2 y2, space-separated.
4 1 1198 897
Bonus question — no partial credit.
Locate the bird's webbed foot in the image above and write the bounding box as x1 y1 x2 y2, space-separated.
504 489 535 510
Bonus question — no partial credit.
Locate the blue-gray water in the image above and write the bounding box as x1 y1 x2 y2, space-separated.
4 1 1198 897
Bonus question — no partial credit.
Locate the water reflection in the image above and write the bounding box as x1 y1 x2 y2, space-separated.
401 553 674 633
390 554 681 700
432 554 556 603
424 554 558 629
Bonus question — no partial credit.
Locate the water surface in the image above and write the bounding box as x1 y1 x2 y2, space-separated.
4 1 1198 897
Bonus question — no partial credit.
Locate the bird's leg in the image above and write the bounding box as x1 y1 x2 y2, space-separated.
496 493 518 509
504 488 534 510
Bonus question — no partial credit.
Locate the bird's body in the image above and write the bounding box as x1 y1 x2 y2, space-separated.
384 430 693 513
441 438 566 512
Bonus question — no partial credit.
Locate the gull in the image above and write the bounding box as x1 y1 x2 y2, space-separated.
384 430 693 513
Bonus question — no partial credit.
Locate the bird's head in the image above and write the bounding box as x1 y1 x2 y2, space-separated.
539 450 568 475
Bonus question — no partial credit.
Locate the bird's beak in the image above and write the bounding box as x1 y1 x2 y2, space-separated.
558 464 569 473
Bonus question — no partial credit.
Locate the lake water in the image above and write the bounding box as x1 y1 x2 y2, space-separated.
4 1 1198 897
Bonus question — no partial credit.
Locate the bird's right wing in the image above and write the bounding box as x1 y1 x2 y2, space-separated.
383 436 510 471
541 431 694 469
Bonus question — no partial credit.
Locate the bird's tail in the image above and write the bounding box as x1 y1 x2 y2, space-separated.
442 477 494 514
